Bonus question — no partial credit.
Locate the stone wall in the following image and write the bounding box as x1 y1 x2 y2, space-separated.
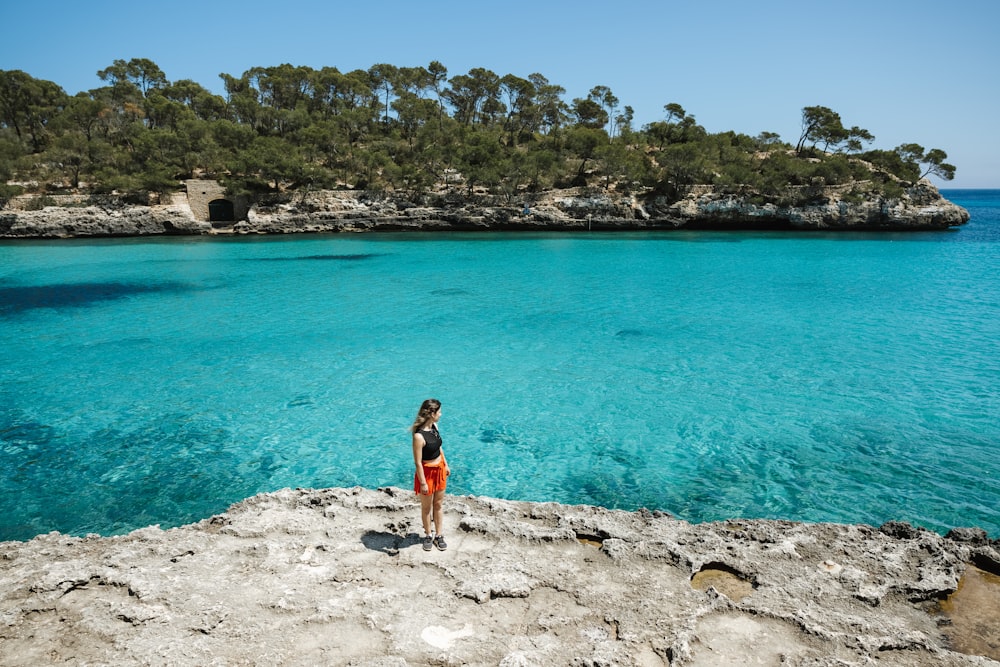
4 194 92 210
183 179 248 224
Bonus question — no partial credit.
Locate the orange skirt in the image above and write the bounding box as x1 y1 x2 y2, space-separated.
414 456 450 495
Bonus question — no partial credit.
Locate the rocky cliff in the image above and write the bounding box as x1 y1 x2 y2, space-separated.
1 487 998 666
0 203 212 238
0 183 969 239
235 182 969 234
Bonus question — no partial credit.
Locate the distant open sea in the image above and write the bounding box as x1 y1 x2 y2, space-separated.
1 189 998 542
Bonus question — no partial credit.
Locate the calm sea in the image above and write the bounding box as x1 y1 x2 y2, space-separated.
1 190 998 542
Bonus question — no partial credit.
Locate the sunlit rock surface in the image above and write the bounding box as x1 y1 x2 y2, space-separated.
2 487 998 666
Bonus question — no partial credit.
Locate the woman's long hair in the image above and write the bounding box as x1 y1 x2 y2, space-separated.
410 398 441 433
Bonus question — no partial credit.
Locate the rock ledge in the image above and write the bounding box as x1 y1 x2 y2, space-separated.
2 487 998 666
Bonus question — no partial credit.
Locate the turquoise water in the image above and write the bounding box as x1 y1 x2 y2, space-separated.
2 190 998 541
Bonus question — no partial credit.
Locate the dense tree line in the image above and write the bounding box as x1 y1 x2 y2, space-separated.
0 58 955 208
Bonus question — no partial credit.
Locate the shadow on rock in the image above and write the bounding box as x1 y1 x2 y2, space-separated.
361 530 423 555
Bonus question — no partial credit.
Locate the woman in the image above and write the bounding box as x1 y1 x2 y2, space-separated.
411 398 450 551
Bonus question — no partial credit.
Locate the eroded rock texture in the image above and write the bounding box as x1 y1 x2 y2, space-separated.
2 487 998 666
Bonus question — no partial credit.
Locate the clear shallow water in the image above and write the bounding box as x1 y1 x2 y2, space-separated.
2 190 998 541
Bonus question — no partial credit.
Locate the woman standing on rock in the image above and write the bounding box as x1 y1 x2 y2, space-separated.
412 398 450 551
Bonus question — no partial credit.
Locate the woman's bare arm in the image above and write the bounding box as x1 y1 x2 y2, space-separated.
412 432 428 492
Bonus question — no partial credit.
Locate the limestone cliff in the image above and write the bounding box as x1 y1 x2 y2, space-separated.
0 182 969 239
0 203 212 238
235 182 969 233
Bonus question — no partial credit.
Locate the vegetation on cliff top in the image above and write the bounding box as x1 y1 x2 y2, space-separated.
0 58 956 209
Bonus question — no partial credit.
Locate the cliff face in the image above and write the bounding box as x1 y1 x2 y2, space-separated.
0 204 212 238
0 183 969 238
647 182 971 231
235 182 969 234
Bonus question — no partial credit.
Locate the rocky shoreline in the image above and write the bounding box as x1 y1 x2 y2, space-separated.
0 183 970 239
2 486 998 665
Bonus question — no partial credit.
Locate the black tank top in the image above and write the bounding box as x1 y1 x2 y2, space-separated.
420 426 442 461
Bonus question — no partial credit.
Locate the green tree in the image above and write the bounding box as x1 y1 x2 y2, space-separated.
456 127 505 193
860 149 909 181
597 139 648 191
444 68 500 126
57 93 105 141
0 130 25 203
528 73 568 134
842 126 874 153
165 79 229 121
795 105 842 153
588 85 619 137
0 70 67 152
794 106 872 155
663 103 685 124
918 148 956 181
220 72 265 133
49 132 89 188
144 89 194 130
564 126 607 185
523 144 560 190
368 63 399 126
643 103 703 148
499 74 536 145
655 141 712 200
228 135 308 192
754 131 783 148
570 98 607 130
392 93 438 147
615 105 635 140
97 58 167 96
426 60 449 127
894 143 956 182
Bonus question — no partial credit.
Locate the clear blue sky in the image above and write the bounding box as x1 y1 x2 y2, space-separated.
3 0 997 187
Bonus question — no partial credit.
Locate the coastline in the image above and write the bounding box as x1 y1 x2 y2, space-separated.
2 487 998 665
0 182 971 239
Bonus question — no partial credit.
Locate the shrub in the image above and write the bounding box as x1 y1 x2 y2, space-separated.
0 183 24 209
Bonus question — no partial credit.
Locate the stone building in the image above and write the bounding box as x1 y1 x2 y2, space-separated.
184 180 249 225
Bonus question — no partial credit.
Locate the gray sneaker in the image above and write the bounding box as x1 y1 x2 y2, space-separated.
422 535 433 551
433 535 447 551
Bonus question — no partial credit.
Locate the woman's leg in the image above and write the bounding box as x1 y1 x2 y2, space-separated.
432 489 446 536
419 492 434 536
